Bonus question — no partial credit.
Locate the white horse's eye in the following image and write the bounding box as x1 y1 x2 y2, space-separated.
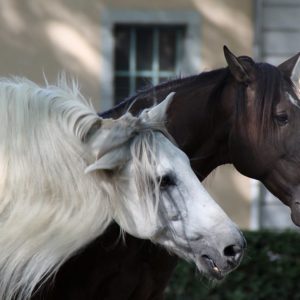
159 174 176 190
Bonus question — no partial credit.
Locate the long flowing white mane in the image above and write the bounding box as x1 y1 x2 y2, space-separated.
0 77 166 300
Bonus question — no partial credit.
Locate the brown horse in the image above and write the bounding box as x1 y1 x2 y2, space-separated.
35 47 300 299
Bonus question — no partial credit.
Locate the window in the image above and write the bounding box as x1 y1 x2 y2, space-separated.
99 10 200 110
113 25 185 104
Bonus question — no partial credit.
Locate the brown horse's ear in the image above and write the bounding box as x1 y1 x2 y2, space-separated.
223 45 255 84
278 52 300 87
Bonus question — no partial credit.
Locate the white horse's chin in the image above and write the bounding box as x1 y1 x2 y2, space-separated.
196 255 227 280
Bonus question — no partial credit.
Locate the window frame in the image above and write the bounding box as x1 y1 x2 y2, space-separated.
100 9 201 110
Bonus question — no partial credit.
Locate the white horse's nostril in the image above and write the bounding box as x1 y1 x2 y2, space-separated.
223 244 244 265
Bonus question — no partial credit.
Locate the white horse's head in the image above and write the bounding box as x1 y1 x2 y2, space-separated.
85 93 246 280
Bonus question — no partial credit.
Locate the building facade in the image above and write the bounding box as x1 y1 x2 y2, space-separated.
0 0 297 229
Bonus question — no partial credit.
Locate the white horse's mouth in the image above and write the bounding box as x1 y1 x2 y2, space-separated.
199 255 225 280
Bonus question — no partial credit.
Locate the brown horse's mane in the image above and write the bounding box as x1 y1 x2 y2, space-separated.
100 68 230 118
101 63 296 142
201 63 297 142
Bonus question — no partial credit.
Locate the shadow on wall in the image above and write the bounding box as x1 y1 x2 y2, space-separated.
193 0 253 70
0 0 102 109
194 0 253 229
0 0 254 228
203 165 251 229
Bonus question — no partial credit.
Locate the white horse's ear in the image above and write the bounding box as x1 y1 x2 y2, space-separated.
145 92 175 123
86 114 138 159
85 147 129 173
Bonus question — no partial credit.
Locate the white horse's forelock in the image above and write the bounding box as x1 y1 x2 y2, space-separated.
111 130 162 234
0 77 114 300
0 77 171 300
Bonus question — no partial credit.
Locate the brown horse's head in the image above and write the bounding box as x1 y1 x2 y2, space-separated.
224 46 300 225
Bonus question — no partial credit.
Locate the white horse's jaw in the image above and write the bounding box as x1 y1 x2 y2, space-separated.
155 137 245 279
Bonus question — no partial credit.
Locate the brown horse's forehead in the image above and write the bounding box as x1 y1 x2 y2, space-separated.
286 92 300 109
282 73 300 99
289 85 300 104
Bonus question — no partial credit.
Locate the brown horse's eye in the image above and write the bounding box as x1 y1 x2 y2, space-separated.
274 113 288 126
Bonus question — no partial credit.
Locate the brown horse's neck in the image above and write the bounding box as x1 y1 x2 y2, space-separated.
100 68 234 181
166 71 234 180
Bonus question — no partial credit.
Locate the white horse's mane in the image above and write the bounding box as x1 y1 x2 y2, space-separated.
0 77 165 300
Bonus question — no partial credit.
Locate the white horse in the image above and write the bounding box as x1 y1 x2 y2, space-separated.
0 78 245 300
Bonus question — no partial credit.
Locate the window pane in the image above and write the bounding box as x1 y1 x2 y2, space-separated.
114 76 130 104
136 28 153 71
159 28 177 71
114 27 130 71
136 77 152 91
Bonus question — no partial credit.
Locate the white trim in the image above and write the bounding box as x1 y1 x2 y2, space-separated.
99 9 201 111
253 0 263 61
250 179 261 230
250 0 263 230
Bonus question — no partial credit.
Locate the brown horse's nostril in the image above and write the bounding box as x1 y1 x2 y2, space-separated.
223 244 244 265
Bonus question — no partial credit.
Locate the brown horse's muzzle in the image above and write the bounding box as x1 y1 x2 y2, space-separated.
290 201 300 226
